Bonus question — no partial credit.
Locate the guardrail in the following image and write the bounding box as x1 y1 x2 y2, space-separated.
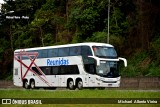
0 80 14 88
120 77 160 89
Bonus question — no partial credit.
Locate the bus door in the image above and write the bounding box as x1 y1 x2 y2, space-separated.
13 67 22 86
84 64 96 87
83 56 97 87
88 74 96 87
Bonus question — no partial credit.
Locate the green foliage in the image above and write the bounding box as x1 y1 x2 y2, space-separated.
146 63 160 76
86 32 107 43
121 51 148 77
0 0 160 79
109 35 124 48
5 71 13 80
43 33 54 46
71 35 82 43
0 38 10 55
121 50 160 77
150 35 160 62
68 6 100 38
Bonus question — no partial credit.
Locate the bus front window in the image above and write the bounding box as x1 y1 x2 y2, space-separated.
96 61 119 78
93 46 117 58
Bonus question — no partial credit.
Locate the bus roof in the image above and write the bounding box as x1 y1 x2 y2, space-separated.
14 42 114 52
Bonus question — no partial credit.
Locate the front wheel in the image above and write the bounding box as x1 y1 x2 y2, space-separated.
68 80 75 90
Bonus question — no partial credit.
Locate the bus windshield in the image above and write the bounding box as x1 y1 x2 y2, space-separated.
96 61 119 77
93 46 117 58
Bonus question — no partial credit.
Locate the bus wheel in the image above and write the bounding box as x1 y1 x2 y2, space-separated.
24 81 30 89
77 80 83 90
30 80 35 89
68 80 75 90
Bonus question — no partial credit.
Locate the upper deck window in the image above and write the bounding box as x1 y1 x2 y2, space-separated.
69 46 81 56
81 46 92 56
92 46 117 58
58 47 69 57
48 48 58 57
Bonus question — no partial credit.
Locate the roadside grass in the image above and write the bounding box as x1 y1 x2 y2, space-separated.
0 89 159 98
0 89 159 107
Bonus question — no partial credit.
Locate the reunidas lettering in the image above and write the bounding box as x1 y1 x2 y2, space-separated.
47 58 69 66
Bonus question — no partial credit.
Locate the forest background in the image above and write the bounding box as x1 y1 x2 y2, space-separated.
0 0 160 80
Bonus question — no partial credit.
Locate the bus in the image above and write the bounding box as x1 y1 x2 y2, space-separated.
13 42 127 90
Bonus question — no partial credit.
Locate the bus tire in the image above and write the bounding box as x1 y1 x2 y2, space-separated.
68 80 75 90
30 80 35 89
24 81 30 89
77 80 83 90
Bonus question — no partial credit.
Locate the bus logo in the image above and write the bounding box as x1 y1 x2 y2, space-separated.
47 58 69 66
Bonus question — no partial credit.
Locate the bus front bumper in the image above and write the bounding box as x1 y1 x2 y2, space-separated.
96 77 121 87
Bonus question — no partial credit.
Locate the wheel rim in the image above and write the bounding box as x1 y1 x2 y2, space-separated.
25 81 28 89
31 81 35 89
78 81 83 89
69 81 74 89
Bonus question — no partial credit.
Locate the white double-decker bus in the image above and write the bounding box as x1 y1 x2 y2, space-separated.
13 42 127 90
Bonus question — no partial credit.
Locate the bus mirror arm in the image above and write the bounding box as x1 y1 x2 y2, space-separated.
118 57 127 67
88 56 127 67
97 60 100 66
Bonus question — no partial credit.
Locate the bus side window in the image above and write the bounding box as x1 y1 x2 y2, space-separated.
84 64 96 74
70 65 79 74
48 49 58 57
48 49 53 57
53 49 58 57
37 50 42 58
41 50 48 58
59 66 69 74
58 65 79 75
40 67 51 75
52 66 59 75
27 50 38 59
83 56 96 74
81 46 92 56
58 48 69 57
22 56 28 60
69 46 81 56
32 67 42 75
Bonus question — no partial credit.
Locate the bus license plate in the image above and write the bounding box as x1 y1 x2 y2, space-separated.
108 84 112 87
